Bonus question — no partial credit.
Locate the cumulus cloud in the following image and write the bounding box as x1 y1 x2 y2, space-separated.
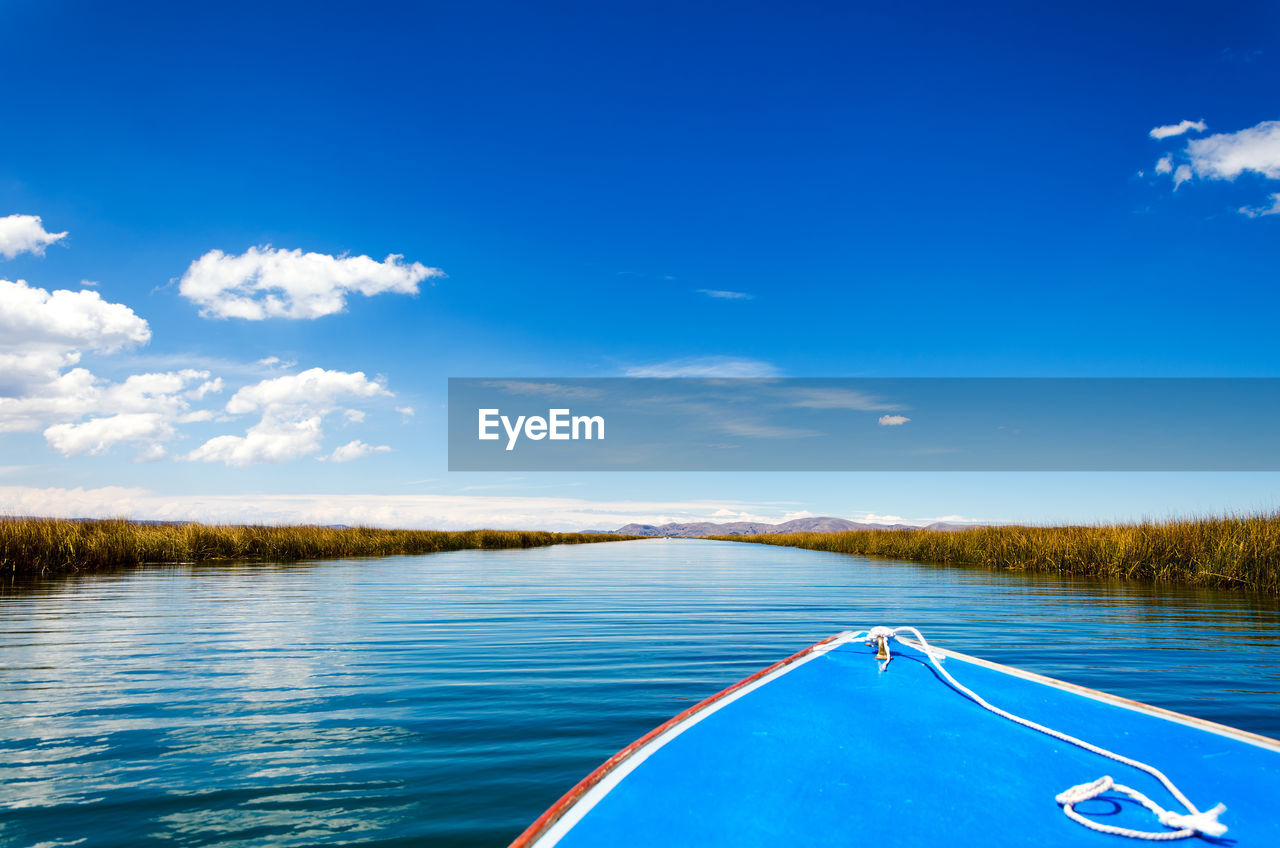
0 214 67 259
1153 119 1280 211
697 289 755 300
45 413 178 458
187 368 392 466
0 278 177 456
324 440 392 462
1240 193 1280 218
878 414 911 426
0 234 397 463
178 246 444 320
624 356 781 378
0 278 150 369
1185 120 1280 181
32 369 217 457
1149 119 1207 140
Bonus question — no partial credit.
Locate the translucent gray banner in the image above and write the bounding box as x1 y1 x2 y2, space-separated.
447 378 1280 471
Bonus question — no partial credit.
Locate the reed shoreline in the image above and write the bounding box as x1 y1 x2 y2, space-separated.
0 518 639 577
707 514 1280 594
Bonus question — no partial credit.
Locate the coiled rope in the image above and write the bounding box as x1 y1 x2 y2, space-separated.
845 626 1228 841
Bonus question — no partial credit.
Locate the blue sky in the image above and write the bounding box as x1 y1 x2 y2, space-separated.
1 0 1278 529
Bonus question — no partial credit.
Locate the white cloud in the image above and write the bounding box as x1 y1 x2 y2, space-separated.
878 414 911 426
624 356 781 378
0 278 150 369
30 369 216 457
0 279 184 457
1186 120 1280 181
178 245 444 320
324 440 391 462
395 406 415 419
1154 155 1173 175
697 289 755 300
224 368 390 413
1149 119 1207 140
187 368 392 466
44 413 177 458
186 378 223 400
0 214 67 259
1173 164 1193 189
1240 193 1280 218
0 486 974 531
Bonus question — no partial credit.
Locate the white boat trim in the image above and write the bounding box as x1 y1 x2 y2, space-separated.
903 638 1280 753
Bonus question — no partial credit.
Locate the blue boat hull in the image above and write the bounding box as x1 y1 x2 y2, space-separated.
512 632 1280 846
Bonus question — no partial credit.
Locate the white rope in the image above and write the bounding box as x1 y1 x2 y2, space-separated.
850 626 1228 841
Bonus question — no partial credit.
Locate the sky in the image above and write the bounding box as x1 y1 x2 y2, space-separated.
1 0 1278 530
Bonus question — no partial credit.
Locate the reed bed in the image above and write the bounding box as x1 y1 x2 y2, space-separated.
708 514 1280 593
0 518 638 577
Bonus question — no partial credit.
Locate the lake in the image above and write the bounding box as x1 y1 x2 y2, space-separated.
1 538 1277 847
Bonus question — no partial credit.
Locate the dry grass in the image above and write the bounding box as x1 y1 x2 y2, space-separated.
708 513 1280 593
0 518 639 577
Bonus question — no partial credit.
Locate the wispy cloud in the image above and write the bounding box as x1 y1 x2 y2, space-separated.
719 419 819 439
1240 193 1280 218
481 380 603 399
0 214 67 259
179 245 444 320
1149 119 1207 140
786 388 899 411
623 356 781 378
696 288 755 300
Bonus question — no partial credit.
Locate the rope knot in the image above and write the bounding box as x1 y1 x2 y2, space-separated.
1158 803 1228 838
1055 776 1112 806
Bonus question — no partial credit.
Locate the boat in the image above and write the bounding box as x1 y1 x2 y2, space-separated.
511 626 1280 846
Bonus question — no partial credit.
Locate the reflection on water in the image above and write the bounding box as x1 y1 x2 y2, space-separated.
0 539 1277 847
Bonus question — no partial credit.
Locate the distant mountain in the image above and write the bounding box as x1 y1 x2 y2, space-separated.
608 516 978 537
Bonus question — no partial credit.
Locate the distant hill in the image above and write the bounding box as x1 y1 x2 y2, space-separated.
608 516 985 537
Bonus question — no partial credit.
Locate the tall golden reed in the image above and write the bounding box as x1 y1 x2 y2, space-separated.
0 518 638 577
708 514 1280 593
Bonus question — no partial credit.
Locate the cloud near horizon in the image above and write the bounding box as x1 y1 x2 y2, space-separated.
178 246 444 320
0 214 67 259
0 485 976 531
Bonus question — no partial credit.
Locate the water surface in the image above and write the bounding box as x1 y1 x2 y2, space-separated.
1 539 1277 846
